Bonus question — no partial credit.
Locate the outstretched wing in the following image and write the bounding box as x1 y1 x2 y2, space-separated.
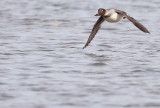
116 10 150 33
83 16 105 49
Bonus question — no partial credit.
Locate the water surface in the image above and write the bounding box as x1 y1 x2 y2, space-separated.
0 0 160 108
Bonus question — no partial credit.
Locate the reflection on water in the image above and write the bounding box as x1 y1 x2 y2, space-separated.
0 0 160 108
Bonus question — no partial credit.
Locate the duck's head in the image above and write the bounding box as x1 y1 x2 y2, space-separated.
95 8 106 16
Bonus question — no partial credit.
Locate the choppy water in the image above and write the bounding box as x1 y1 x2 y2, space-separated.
0 0 160 108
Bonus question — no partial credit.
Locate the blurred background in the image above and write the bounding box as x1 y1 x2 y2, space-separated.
0 0 160 108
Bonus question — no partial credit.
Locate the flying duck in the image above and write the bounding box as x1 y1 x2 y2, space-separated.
83 8 150 49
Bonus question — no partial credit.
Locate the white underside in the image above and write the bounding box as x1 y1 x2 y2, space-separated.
105 13 123 23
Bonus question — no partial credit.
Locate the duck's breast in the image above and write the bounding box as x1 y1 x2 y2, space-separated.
106 13 122 23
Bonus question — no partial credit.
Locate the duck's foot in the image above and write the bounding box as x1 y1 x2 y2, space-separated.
123 16 126 19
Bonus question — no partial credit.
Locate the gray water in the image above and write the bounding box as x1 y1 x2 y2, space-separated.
0 0 160 108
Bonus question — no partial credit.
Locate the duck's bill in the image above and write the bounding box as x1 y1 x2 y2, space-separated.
94 14 100 16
